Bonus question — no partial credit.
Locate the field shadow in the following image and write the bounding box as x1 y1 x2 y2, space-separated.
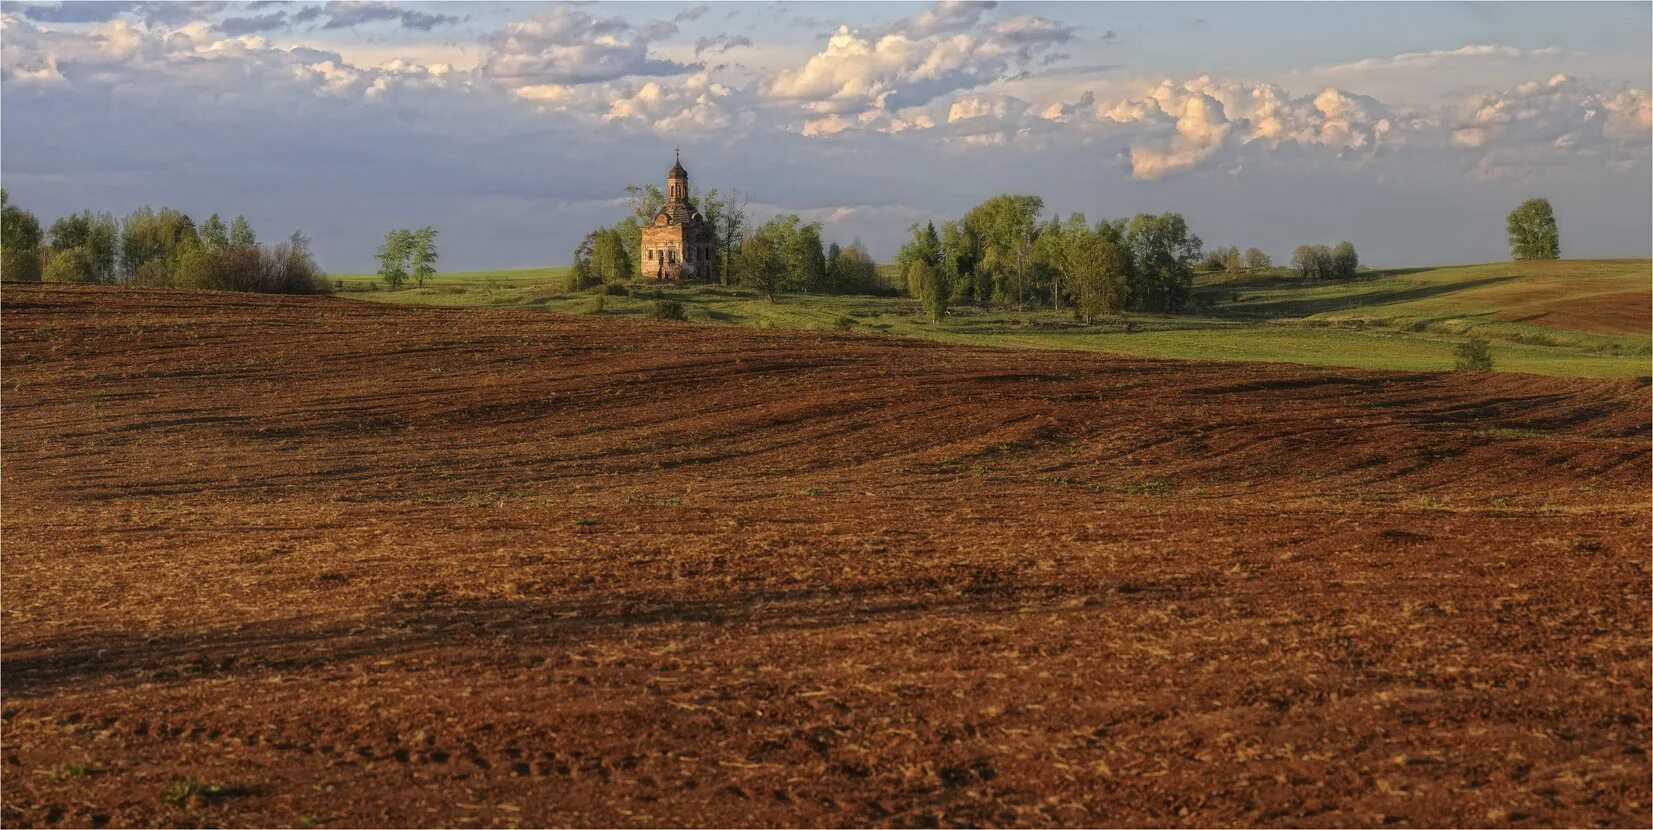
1 577 1196 698
1210 275 1520 319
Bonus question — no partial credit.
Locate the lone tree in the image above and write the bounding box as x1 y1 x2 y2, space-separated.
1507 198 1559 261
375 229 412 289
409 226 439 287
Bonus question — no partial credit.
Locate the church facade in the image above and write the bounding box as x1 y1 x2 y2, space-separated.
640 152 718 282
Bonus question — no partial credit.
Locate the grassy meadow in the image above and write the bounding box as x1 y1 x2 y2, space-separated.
329 259 1651 378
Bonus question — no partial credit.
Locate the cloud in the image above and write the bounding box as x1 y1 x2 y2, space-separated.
318 1 458 32
765 0 1072 127
1449 74 1652 179
19 1 226 24
673 4 710 24
1319 43 1562 74
219 11 289 36
479 7 693 88
694 34 752 58
1088 76 1401 179
602 72 744 133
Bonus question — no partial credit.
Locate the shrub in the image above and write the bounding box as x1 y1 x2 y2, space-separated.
832 315 857 331
130 258 172 287
585 294 605 314
599 283 628 296
649 299 687 321
1453 337 1494 371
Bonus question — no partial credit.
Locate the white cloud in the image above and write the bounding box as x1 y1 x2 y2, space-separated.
1319 44 1563 74
1449 74 1652 180
1090 77 1399 179
478 7 692 89
764 2 1071 130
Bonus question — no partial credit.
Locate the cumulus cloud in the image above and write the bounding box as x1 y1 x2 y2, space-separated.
479 7 693 88
765 0 1071 129
1087 76 1400 178
1449 74 1652 179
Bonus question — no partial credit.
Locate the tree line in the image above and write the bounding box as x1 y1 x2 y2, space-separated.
0 190 327 294
571 184 883 299
1288 242 1360 281
894 196 1211 322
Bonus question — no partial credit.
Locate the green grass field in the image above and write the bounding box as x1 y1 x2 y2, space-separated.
328 259 1651 378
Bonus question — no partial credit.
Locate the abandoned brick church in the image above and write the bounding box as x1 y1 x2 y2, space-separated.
640 151 718 282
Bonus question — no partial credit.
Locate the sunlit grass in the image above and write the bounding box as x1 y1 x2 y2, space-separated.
332 260 1651 379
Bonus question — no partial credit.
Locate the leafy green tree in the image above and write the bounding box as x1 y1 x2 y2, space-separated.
1331 241 1359 280
376 228 412 288
737 223 786 301
961 195 1043 307
1507 198 1559 260
569 232 602 290
409 226 439 287
1198 249 1226 273
48 210 118 282
43 246 96 283
785 220 826 292
834 239 880 295
824 241 843 294
939 221 979 302
1031 215 1068 309
1244 248 1271 270
200 214 229 249
713 189 751 286
915 259 948 323
120 207 196 283
173 235 217 290
898 221 941 298
229 215 256 246
1070 228 1131 323
590 226 630 282
1124 212 1201 312
625 184 666 223
1 189 43 282
1290 245 1317 279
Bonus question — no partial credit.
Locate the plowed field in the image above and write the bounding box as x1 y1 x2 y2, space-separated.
3 284 1649 828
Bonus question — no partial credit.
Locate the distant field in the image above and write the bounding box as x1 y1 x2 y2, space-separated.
330 259 1652 378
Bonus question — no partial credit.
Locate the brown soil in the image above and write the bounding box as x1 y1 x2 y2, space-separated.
1498 289 1653 336
3 284 1649 828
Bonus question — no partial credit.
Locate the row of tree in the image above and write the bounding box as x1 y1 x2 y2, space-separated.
1289 242 1360 281
0 191 326 293
1199 246 1273 274
896 196 1206 318
571 184 883 297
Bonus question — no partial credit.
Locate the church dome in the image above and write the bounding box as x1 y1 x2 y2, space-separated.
668 151 687 179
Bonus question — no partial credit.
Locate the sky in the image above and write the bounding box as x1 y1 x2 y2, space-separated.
2 1 1650 272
